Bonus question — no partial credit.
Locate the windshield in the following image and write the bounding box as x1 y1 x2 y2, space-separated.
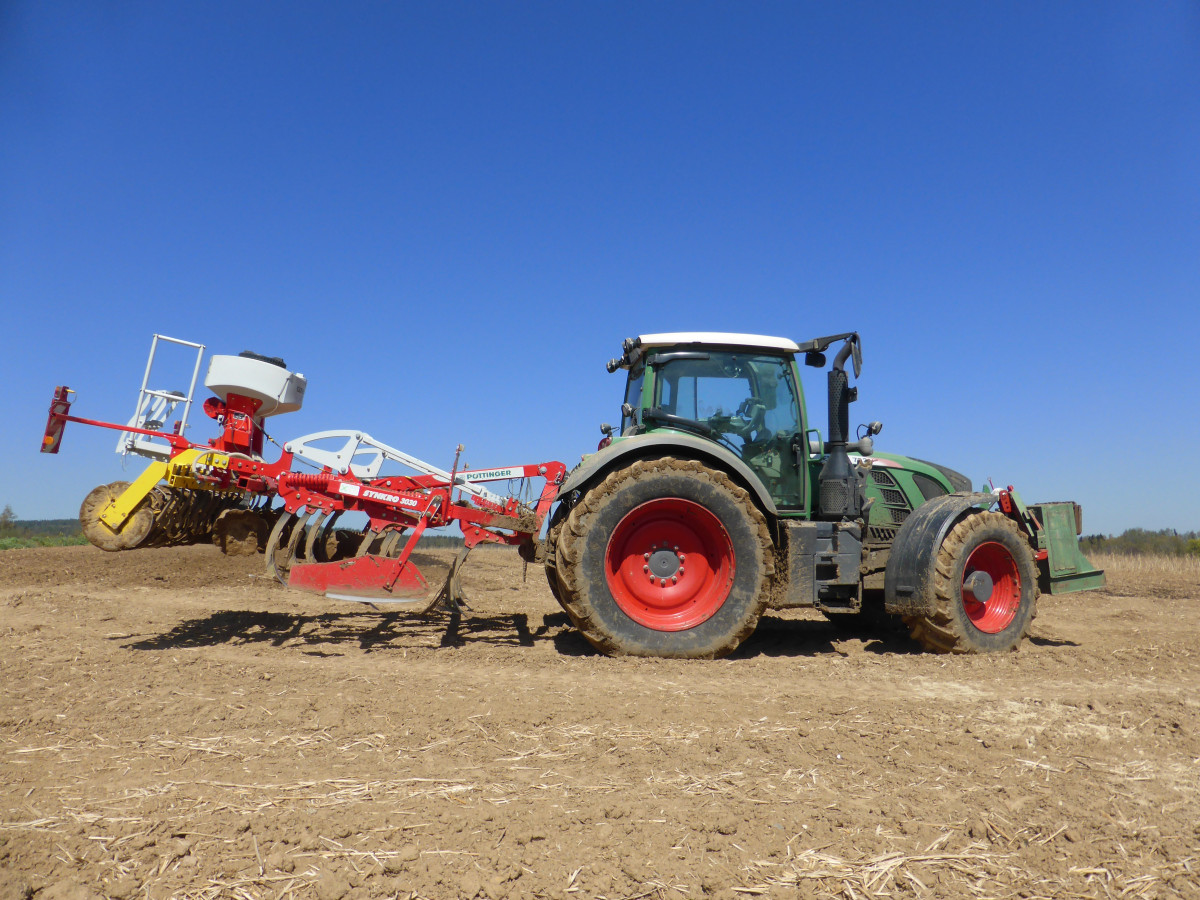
653 353 799 443
649 351 804 507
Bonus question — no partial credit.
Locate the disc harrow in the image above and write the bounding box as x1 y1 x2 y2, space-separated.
43 340 308 557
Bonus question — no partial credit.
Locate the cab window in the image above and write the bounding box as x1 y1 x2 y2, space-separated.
650 352 803 508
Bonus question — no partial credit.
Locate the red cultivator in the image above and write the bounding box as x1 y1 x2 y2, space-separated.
41 336 566 608
257 432 566 607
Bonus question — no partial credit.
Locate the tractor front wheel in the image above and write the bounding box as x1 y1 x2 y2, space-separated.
905 511 1038 653
555 458 773 658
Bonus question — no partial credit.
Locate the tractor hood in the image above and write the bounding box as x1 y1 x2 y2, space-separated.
854 452 974 494
852 451 975 532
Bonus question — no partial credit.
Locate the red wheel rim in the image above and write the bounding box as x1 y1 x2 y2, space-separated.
962 541 1021 633
604 498 735 631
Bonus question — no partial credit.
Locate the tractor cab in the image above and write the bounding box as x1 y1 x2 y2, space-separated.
609 333 809 508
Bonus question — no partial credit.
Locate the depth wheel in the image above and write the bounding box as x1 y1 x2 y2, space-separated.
79 481 155 551
555 458 773 658
904 511 1038 653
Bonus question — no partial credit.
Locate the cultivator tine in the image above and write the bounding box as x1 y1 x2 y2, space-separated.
318 511 342 561
302 511 329 563
427 546 471 614
354 528 388 558
379 530 403 559
264 510 296 583
274 510 315 580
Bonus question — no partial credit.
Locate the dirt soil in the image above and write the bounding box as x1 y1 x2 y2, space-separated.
1 545 1198 900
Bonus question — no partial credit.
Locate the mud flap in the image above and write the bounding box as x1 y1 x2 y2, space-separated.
883 492 995 616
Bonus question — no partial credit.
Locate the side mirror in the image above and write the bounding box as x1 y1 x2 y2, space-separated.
804 351 826 368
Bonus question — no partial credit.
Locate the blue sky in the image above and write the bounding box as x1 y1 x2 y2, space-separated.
2 2 1197 535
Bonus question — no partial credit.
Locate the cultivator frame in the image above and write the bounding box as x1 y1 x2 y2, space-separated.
263 434 566 605
41 338 568 608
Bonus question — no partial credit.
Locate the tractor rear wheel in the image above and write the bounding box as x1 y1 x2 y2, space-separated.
542 505 569 611
555 458 773 658
904 511 1038 653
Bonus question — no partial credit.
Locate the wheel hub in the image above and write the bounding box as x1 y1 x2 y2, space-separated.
961 541 1021 633
648 547 681 579
604 497 734 632
963 570 994 604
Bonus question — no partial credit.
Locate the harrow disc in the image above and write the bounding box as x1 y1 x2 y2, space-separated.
213 508 269 556
79 481 155 552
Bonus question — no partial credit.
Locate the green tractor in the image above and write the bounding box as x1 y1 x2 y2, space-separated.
543 332 1104 658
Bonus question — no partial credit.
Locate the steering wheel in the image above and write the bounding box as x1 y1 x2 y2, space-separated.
736 398 768 439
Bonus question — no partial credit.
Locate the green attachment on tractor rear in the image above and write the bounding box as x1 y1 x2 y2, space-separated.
1029 501 1107 595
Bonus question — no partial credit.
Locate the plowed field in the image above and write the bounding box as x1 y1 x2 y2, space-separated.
2 546 1197 900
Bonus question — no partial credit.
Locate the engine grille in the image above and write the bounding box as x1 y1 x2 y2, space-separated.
868 467 912 530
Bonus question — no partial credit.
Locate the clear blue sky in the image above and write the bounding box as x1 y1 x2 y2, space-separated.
2 2 1197 536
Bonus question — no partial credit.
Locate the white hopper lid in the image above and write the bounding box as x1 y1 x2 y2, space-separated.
205 354 306 418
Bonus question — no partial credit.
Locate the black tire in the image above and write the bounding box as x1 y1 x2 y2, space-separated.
542 503 570 610
555 457 773 659
904 511 1038 653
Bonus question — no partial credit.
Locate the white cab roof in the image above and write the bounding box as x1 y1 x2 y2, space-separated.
636 332 800 353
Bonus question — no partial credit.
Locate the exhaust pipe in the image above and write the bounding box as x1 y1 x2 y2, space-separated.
818 338 864 520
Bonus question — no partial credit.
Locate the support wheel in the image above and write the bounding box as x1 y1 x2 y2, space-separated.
79 481 155 551
905 511 1038 653
555 458 773 658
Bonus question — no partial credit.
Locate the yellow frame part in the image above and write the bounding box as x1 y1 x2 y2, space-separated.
98 448 232 529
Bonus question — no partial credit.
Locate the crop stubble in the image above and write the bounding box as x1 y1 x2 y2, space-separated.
1 546 1197 899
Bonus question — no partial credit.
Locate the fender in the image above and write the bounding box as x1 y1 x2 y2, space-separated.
883 492 995 616
557 433 779 516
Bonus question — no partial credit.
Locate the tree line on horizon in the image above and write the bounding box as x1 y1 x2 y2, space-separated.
1081 528 1200 557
